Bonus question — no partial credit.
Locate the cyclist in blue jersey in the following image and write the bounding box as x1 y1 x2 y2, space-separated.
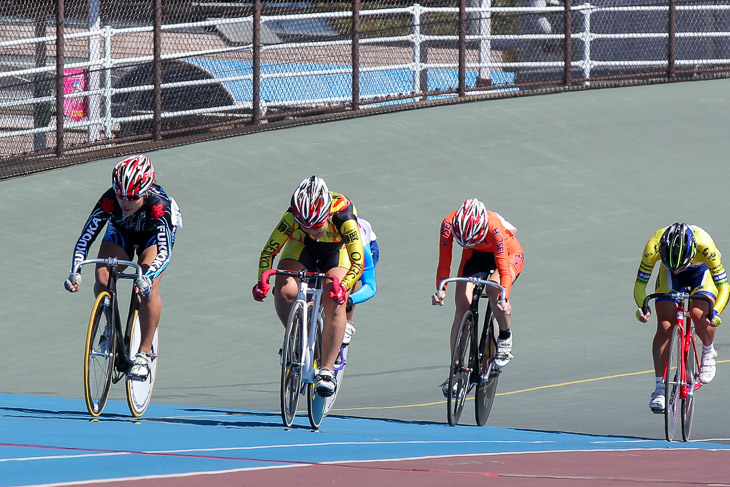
344 218 379 345
64 155 182 381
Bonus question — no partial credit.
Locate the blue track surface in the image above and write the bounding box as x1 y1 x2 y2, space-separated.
2 393 728 487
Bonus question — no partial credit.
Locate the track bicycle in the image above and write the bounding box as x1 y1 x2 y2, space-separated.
74 258 159 418
641 290 714 441
260 269 349 430
437 273 506 427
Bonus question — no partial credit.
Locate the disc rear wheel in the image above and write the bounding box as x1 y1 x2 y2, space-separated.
126 296 159 417
83 291 116 417
447 310 475 426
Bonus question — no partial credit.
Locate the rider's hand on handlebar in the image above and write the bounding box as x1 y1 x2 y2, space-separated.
64 272 82 292
431 290 446 306
497 299 512 316
252 281 270 302
709 309 722 327
135 275 152 297
330 282 348 305
636 307 651 323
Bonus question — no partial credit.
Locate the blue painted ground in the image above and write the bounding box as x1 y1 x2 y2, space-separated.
2 393 729 487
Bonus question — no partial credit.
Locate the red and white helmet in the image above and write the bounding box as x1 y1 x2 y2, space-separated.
112 154 155 199
452 198 488 247
290 176 332 228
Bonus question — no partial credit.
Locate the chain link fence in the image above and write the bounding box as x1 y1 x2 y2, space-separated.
1 0 729 178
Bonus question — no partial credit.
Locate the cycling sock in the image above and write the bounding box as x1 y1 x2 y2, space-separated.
655 377 664 390
498 329 512 340
703 344 715 354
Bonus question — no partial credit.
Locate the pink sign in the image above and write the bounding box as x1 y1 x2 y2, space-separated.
63 69 86 121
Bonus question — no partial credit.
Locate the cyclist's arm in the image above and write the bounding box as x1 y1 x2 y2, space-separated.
349 242 375 305
257 212 294 281
694 229 729 313
339 217 364 290
633 229 664 308
145 220 174 281
486 212 515 300
436 212 456 289
70 191 115 271
370 240 380 267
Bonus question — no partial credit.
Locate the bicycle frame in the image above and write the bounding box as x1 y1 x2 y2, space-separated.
76 258 143 376
642 290 713 441
438 272 506 426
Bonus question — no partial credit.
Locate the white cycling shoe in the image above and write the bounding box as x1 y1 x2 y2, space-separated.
315 369 337 397
495 335 513 368
342 321 356 346
649 389 665 413
700 348 718 384
128 352 152 381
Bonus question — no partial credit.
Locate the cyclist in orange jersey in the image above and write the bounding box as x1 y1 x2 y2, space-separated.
432 198 524 386
252 176 364 397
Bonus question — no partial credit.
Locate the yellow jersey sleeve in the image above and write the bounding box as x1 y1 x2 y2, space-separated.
257 212 296 280
336 212 364 291
692 226 729 313
633 227 665 308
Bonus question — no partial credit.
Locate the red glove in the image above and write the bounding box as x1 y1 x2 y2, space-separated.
329 282 348 305
252 281 270 302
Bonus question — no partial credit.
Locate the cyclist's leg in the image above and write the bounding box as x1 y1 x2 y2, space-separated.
95 240 131 295
273 240 310 325
451 281 475 350
135 244 164 356
689 270 718 383
320 265 349 371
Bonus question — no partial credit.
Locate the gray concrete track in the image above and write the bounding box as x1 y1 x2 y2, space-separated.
2 78 730 442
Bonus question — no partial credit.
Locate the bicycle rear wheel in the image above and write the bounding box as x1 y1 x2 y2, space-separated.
664 325 683 442
308 318 327 430
126 296 159 417
324 345 347 417
475 306 500 426
83 291 116 417
681 335 699 441
447 310 475 426
281 301 305 427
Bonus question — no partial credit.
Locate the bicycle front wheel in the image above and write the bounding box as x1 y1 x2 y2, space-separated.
83 291 116 417
307 316 327 430
664 325 683 442
475 307 500 426
681 334 699 441
281 301 305 427
447 309 475 426
126 296 159 417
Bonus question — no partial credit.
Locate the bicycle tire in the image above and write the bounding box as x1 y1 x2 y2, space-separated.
83 291 116 417
281 300 305 427
324 345 347 417
664 324 683 442
475 306 500 426
126 295 158 417
447 309 475 426
681 334 699 441
308 314 327 430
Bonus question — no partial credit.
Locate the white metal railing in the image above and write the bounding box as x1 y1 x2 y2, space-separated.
2 3 730 142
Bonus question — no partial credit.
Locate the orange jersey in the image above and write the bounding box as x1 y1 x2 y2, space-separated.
437 209 523 299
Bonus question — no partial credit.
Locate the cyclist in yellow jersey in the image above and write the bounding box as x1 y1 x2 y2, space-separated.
252 176 364 397
634 223 727 413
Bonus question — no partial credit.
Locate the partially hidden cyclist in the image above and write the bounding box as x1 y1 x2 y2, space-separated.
431 198 525 394
634 223 727 413
344 217 380 347
64 155 182 380
252 176 364 397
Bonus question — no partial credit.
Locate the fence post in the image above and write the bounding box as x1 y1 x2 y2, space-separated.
352 0 361 110
477 0 492 87
253 0 261 123
668 0 676 80
458 0 466 96
34 9 50 151
55 0 65 156
563 0 573 86
153 0 162 141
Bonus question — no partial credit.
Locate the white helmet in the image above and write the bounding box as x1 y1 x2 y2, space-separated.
452 198 488 247
290 176 332 228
